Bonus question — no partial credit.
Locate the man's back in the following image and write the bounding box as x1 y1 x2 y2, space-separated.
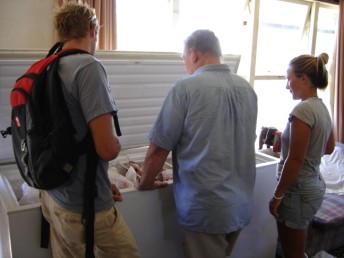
149 63 258 233
141 29 258 258
173 64 257 170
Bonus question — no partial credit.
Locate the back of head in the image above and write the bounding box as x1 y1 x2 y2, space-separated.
184 29 222 57
54 2 98 43
289 53 329 89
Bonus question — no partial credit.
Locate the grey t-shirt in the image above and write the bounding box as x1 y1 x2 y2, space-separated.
48 53 117 213
279 97 332 181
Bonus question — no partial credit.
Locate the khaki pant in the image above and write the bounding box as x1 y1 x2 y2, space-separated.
40 191 140 258
181 228 241 258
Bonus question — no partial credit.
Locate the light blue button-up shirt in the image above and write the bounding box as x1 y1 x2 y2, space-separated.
149 64 258 233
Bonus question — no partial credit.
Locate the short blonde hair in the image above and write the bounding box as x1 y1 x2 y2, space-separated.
54 2 98 42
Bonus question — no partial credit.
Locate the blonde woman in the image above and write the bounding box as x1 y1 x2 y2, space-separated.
269 53 335 258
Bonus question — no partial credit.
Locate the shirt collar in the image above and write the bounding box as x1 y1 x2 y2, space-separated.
193 64 230 75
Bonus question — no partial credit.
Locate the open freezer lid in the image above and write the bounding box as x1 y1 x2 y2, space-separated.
0 52 241 163
223 54 241 74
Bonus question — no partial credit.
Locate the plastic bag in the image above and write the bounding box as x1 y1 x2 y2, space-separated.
18 182 39 205
311 250 335 258
108 167 135 189
125 166 137 183
162 169 173 181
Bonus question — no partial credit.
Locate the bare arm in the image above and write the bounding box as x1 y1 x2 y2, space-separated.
138 142 169 191
88 113 121 161
275 117 311 196
269 117 311 217
325 130 335 155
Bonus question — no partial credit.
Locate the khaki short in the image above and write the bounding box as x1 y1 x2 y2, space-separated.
181 227 241 258
40 190 140 258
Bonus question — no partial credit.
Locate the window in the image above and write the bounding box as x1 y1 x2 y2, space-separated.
116 0 339 146
116 0 248 54
253 0 338 142
116 0 175 52
315 6 339 114
316 6 338 56
255 0 311 76
255 80 298 132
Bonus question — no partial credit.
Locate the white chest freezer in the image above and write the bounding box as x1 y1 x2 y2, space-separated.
0 51 279 258
0 151 279 258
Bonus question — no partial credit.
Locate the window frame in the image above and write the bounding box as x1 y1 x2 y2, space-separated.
249 0 338 85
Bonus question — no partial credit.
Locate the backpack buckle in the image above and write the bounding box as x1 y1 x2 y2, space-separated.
1 127 11 138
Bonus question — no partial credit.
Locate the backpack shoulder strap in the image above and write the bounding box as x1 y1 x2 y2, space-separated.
111 111 122 137
58 49 90 58
46 42 64 57
82 131 98 258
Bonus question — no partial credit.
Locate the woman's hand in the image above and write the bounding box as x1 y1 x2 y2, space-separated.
269 197 282 218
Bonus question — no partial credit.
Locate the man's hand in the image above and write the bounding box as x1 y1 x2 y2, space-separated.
138 180 168 191
138 142 170 191
111 183 123 202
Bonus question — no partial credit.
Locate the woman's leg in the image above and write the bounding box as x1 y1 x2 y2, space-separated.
277 221 308 258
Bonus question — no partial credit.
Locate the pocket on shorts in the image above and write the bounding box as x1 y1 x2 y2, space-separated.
301 193 323 220
54 207 84 242
277 192 299 222
299 177 325 220
280 192 295 209
95 206 118 229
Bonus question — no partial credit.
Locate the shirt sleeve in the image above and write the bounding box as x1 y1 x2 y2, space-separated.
148 84 185 150
76 61 117 123
291 102 315 128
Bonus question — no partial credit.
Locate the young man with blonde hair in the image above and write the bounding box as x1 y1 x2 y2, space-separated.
40 3 140 257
